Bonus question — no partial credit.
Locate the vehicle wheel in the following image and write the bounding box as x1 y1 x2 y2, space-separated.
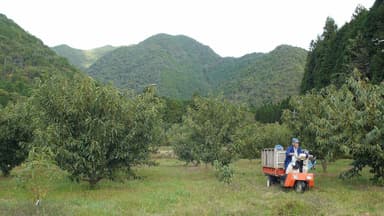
280 175 286 187
294 181 306 193
267 176 271 187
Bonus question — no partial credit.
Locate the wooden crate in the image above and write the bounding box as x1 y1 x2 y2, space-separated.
261 148 286 169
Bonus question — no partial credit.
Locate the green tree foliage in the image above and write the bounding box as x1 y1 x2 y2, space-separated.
170 96 246 166
301 1 384 92
301 17 338 92
0 14 81 106
337 75 384 183
285 72 384 182
31 75 163 186
282 86 345 172
13 147 67 205
254 97 291 123
0 101 34 176
218 45 307 106
235 123 292 160
213 160 234 184
161 97 190 130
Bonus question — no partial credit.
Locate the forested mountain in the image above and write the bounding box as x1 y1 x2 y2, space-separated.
205 52 264 87
0 14 81 106
218 45 307 105
87 34 220 99
301 0 384 92
52 45 117 70
0 11 306 107
88 34 307 104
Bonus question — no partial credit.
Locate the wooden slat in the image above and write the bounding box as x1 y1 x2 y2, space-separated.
261 148 286 168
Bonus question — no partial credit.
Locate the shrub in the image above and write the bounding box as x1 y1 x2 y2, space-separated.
214 160 234 184
13 147 67 205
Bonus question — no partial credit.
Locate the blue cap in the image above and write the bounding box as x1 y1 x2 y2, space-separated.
274 144 283 150
292 138 299 143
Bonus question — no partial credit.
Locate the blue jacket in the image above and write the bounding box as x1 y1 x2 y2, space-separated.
284 145 302 170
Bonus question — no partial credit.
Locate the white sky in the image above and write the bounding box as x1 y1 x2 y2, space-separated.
0 0 376 57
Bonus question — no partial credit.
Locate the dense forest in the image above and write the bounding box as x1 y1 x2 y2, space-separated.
217 45 306 105
301 0 384 92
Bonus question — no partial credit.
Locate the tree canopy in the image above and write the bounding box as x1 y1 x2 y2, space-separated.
284 72 384 181
170 96 247 166
301 1 384 92
0 101 33 175
31 75 163 186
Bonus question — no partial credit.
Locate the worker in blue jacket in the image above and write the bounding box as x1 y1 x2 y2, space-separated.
284 138 302 170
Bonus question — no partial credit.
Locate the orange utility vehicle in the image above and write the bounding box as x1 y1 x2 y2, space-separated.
261 147 314 192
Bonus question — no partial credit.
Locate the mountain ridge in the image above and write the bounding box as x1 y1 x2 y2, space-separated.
0 12 307 107
52 44 117 70
86 33 307 105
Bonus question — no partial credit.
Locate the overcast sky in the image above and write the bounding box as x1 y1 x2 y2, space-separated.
1 0 376 57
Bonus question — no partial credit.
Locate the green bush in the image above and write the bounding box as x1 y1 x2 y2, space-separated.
213 160 234 184
13 147 67 205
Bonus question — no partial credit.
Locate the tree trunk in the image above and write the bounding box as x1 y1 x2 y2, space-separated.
1 166 10 177
85 177 102 188
321 159 328 172
193 161 200 166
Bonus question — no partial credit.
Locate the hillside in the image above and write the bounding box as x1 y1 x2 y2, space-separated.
0 14 81 106
218 45 307 105
87 34 307 103
52 45 117 70
301 0 384 92
205 52 265 87
87 34 221 99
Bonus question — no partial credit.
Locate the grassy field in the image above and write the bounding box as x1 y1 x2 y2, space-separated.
0 156 383 216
